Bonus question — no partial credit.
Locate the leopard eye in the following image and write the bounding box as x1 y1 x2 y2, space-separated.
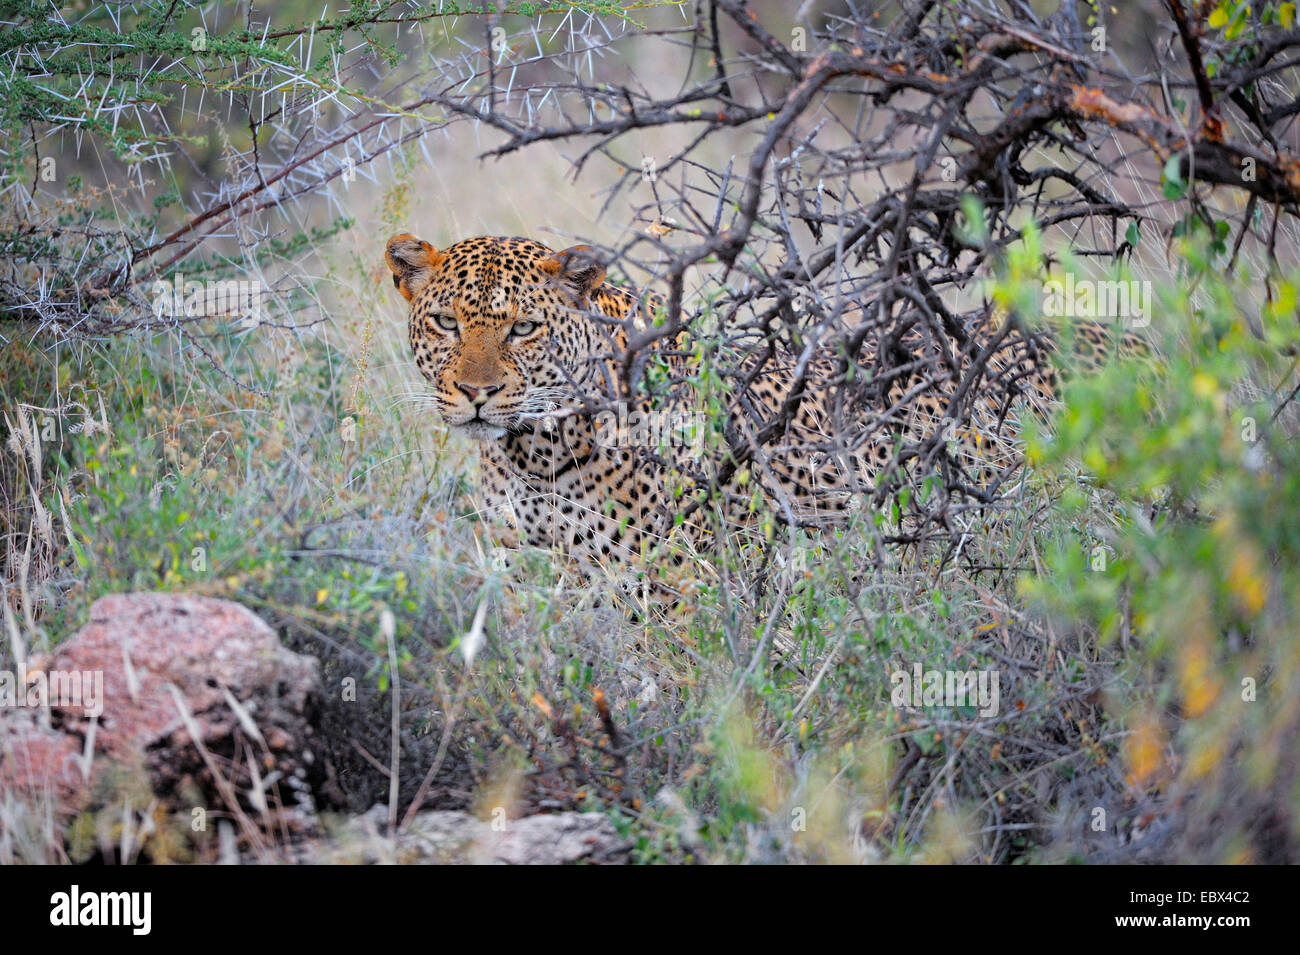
434 314 458 333
510 319 539 339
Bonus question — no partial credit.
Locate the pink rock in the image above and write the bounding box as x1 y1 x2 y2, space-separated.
0 708 87 809
0 593 323 840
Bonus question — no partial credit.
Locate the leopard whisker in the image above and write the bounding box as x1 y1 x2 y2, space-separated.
389 394 444 410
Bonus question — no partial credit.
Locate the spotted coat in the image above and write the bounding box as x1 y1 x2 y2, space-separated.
386 234 1145 564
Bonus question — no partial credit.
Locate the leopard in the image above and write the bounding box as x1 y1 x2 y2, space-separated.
385 232 1146 566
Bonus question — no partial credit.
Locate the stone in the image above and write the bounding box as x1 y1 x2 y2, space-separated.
0 592 325 853
307 806 629 864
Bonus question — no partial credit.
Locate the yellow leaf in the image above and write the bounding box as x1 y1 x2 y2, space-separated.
1208 5 1229 28
1282 2 1296 28
1227 545 1267 616
1178 639 1220 718
1124 718 1165 788
315 588 328 604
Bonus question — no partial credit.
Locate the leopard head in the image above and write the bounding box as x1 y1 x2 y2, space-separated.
386 234 614 440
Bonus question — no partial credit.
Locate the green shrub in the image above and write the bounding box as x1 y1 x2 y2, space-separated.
1022 238 1300 862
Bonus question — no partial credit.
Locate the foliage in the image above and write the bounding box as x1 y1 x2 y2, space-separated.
4 0 1300 865
1022 240 1300 862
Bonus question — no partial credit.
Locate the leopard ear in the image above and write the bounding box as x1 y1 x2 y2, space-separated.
540 245 606 299
385 233 444 302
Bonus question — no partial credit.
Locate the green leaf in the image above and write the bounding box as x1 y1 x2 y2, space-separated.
1126 221 1141 248
956 194 990 245
1162 155 1188 200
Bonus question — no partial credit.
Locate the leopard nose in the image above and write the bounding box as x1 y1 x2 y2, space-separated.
456 382 503 405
